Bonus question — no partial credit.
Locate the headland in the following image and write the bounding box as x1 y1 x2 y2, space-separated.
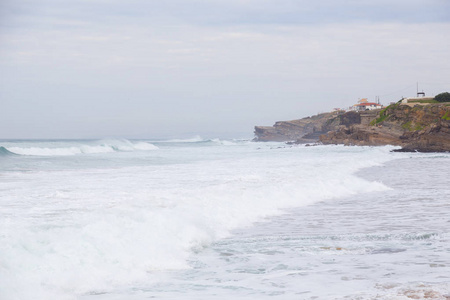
254 93 450 152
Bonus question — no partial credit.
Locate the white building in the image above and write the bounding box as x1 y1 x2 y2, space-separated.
351 98 382 111
401 96 434 104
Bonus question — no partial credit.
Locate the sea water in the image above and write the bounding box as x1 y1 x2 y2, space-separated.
0 139 449 299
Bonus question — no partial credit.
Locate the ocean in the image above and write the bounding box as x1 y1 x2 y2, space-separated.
0 138 449 300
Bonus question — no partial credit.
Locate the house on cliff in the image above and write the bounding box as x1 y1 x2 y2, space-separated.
351 98 382 111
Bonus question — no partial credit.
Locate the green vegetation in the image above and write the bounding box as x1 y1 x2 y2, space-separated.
435 92 450 103
371 114 387 125
414 124 425 131
408 99 439 104
370 103 397 125
401 121 425 131
442 112 450 121
401 121 412 131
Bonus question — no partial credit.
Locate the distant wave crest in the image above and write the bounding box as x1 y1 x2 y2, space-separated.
2 139 158 156
159 136 249 146
162 136 205 143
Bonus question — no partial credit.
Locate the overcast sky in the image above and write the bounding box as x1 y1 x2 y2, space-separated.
1 0 449 139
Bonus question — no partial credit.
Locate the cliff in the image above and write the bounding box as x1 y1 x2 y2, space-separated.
254 112 342 142
320 103 450 152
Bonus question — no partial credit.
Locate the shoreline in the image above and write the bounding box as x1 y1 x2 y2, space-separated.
211 153 450 299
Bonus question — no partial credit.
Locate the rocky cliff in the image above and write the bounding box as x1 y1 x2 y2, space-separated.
320 103 450 152
254 112 342 142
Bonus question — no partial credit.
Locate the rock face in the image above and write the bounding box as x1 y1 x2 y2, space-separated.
398 119 450 152
320 103 450 152
254 103 450 152
254 112 342 142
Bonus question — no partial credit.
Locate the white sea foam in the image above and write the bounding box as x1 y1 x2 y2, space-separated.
131 142 159 151
4 139 158 156
209 138 239 146
0 143 407 299
161 135 205 143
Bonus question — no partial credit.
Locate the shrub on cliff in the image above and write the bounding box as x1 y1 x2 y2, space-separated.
435 92 450 103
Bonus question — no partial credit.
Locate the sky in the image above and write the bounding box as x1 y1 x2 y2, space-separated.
1 0 450 139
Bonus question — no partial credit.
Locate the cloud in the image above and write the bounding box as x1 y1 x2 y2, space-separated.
2 0 450 32
1 1 450 138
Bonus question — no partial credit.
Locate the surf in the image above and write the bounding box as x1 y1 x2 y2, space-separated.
0 142 400 300
0 139 158 156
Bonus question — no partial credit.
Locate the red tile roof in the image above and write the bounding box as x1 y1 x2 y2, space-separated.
354 103 381 106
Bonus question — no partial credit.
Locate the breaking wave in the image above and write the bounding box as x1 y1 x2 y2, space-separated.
161 136 205 143
0 144 398 300
0 146 18 156
156 136 248 145
2 139 158 156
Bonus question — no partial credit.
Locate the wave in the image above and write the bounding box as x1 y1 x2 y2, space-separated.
0 144 398 299
160 135 206 143
153 136 246 146
145 134 255 146
0 146 18 156
208 138 238 146
2 139 158 156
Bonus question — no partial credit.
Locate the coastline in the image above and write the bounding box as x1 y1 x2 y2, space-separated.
254 103 450 152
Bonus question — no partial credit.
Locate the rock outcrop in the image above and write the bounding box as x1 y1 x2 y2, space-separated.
254 102 450 152
396 119 450 152
320 103 450 152
254 112 342 142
